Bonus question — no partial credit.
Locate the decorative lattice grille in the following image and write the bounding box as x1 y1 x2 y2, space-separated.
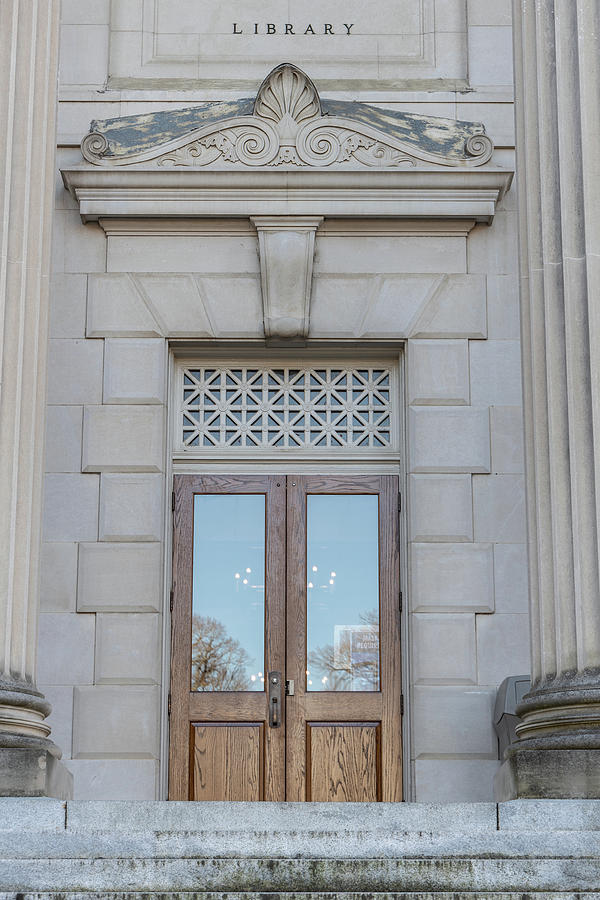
180 366 393 450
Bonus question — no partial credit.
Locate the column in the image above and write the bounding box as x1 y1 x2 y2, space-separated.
0 1 71 797
497 0 600 799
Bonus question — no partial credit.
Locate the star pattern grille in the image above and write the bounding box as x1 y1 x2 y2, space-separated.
180 367 393 450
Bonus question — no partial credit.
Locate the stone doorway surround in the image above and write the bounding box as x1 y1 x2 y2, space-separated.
55 63 518 802
5 52 526 803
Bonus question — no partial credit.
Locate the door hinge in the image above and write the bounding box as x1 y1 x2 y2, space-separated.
400 694 405 716
168 694 172 717
398 493 402 514
169 589 174 613
399 589 403 613
171 491 175 512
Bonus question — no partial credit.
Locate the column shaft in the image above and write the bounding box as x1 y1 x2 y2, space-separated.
0 0 60 747
501 0 600 798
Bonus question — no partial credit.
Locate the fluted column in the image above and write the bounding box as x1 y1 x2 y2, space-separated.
499 0 600 799
0 1 68 795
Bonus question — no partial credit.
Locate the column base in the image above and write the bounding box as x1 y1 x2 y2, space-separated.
495 746 600 800
0 746 72 799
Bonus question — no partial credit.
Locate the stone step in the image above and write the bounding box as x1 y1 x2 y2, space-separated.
16 798 503 833
4 797 600 834
1 799 600 896
1 894 599 900
1 856 600 894
1 828 600 859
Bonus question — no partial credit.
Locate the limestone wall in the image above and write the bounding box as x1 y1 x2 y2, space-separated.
37 0 527 801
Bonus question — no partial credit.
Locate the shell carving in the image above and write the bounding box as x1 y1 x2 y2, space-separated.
254 63 321 126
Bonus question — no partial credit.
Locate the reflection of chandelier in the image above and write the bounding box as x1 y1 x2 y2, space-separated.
307 565 337 590
233 566 264 590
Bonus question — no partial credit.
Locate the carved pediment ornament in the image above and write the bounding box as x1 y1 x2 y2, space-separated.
81 63 494 170
253 62 322 129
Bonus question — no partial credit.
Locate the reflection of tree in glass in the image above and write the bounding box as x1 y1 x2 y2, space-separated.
308 608 379 691
191 615 250 691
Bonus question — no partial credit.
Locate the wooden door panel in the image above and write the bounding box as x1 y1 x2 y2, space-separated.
191 723 263 801
302 694 383 719
188 693 267 719
169 474 286 801
286 475 402 802
307 723 380 801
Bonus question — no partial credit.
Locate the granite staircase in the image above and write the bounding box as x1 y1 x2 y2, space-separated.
1 798 600 899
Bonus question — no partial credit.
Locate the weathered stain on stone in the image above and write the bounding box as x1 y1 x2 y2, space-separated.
88 98 484 162
322 99 484 159
89 100 255 158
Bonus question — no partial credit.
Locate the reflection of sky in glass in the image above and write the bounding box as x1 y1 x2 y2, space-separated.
192 494 265 691
306 495 380 692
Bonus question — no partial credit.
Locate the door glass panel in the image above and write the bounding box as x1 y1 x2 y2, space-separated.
192 494 265 691
306 494 380 691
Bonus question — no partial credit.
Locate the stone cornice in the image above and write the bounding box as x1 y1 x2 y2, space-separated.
62 167 512 224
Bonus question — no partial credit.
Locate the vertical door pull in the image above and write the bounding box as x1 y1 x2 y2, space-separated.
268 671 282 727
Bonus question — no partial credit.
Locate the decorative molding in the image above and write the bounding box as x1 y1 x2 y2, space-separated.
64 64 513 223
96 217 477 238
81 116 495 170
80 63 494 171
97 218 255 237
251 216 323 340
0 701 52 740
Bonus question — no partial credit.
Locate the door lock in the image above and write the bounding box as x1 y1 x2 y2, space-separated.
268 671 282 727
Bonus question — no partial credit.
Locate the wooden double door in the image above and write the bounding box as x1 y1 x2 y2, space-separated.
169 474 402 801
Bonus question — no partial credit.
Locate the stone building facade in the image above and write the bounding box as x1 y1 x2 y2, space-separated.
1 0 599 812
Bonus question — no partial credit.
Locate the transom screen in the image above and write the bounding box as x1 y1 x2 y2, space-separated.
177 364 397 452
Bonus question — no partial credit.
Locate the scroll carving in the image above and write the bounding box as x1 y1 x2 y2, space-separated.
81 132 109 163
465 133 494 165
156 123 280 168
80 63 496 170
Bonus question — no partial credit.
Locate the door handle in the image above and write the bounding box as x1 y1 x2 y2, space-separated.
268 671 282 728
